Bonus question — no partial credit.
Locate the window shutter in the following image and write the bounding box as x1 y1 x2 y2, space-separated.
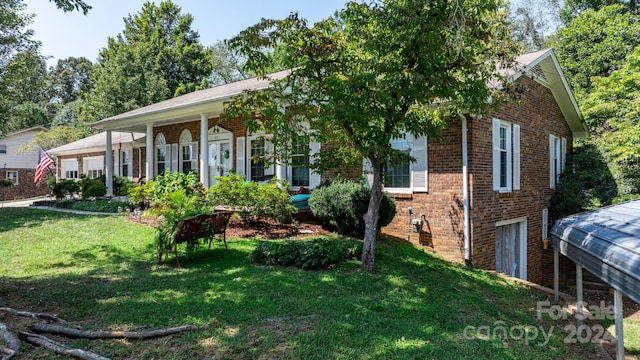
309 141 321 189
542 208 549 240
264 140 275 176
492 118 501 191
171 144 178 172
191 143 198 174
236 137 245 178
561 137 567 172
113 150 120 176
513 124 520 190
549 135 555 189
412 135 428 192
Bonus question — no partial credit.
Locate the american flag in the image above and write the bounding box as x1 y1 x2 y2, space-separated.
34 147 54 184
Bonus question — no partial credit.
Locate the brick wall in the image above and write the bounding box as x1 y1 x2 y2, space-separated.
1 168 52 200
380 76 575 285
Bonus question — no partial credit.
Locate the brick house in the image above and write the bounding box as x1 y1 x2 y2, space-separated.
0 126 53 200
84 49 584 285
48 131 146 185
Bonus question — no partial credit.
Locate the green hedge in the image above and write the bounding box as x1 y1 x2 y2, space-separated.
251 237 362 270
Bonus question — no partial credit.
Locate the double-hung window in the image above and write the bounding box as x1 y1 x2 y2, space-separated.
121 150 132 178
492 118 520 192
250 138 267 182
365 133 428 193
6 171 18 185
85 156 104 179
291 139 310 187
62 159 78 179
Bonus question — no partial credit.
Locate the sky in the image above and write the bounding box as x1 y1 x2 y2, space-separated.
24 0 349 67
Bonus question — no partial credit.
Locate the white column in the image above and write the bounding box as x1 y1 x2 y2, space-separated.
614 289 625 360
105 130 113 197
576 265 583 328
200 114 209 188
146 123 153 181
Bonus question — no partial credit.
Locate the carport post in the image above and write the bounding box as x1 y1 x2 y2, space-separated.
553 249 559 304
576 264 583 328
614 289 624 360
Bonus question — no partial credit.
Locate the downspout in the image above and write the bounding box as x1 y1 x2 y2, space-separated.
460 114 471 266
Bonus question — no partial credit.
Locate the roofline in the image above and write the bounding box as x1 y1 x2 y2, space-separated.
1 126 48 138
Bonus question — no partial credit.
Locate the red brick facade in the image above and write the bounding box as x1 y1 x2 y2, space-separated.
380 76 574 285
0 168 52 200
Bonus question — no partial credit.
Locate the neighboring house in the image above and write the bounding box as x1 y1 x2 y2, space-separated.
0 126 53 200
87 49 585 285
48 131 146 184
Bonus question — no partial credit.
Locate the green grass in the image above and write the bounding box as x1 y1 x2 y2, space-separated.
0 208 598 359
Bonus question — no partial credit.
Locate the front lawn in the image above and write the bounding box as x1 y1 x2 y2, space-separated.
0 208 599 359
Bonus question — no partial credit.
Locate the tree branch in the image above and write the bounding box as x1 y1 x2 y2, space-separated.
20 332 109 360
0 307 67 324
31 323 198 339
0 323 19 360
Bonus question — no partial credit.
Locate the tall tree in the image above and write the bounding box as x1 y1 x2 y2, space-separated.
553 4 640 99
560 0 637 24
48 56 93 104
50 0 91 14
223 0 518 272
208 40 248 86
82 1 211 121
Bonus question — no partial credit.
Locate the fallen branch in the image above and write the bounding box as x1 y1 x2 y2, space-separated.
0 307 67 323
0 322 18 360
19 332 109 360
31 323 198 339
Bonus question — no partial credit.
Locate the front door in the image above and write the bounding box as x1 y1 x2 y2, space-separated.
208 140 232 185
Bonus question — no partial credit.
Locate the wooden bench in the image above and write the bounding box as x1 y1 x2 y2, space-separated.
158 211 233 268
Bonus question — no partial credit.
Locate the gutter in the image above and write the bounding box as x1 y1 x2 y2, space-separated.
460 114 471 266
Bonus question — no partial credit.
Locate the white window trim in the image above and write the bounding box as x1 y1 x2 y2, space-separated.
495 217 528 280
6 170 18 185
492 118 520 193
247 132 275 182
61 159 79 180
83 156 104 179
549 134 567 190
121 150 132 178
0 145 6 154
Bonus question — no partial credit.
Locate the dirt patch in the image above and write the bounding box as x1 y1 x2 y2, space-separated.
125 212 334 240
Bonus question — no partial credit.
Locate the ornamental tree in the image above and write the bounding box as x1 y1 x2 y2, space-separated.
222 0 518 272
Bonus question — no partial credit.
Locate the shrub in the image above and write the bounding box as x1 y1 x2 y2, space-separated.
309 179 396 237
251 237 362 270
127 182 154 208
0 179 14 188
208 175 298 225
82 180 107 199
253 179 297 224
50 179 80 200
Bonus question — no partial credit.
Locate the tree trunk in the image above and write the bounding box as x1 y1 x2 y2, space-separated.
361 159 384 272
20 332 110 360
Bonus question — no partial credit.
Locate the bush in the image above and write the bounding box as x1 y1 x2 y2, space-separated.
309 179 396 237
50 179 80 200
254 179 297 224
0 178 14 188
251 237 362 270
82 180 107 199
207 174 296 225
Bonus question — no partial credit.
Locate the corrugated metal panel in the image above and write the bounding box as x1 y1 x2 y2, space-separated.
551 200 640 304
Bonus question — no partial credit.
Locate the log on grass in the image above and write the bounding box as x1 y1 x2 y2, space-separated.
0 307 67 323
19 332 109 360
0 322 18 360
31 323 198 339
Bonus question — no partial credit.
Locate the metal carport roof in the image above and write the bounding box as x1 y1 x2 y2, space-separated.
550 199 640 305
550 199 640 359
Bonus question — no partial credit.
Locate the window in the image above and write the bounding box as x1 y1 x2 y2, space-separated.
84 156 103 179
0 145 6 154
250 138 266 181
155 133 170 176
6 171 17 185
496 218 527 280
62 159 78 179
179 130 197 174
492 118 520 192
549 135 567 189
291 139 310 187
369 133 427 192
121 150 131 178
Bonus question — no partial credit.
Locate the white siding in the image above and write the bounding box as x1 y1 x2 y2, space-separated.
0 129 46 169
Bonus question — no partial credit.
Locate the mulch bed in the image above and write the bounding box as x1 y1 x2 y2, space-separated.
125 212 333 240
